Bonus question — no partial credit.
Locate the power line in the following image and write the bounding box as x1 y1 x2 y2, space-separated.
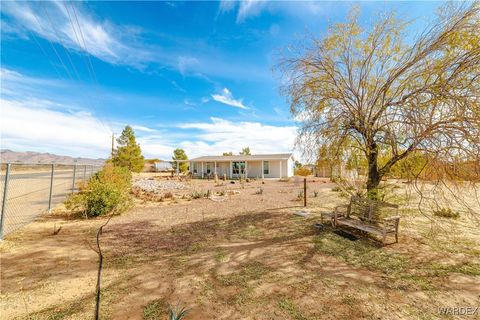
64 1 98 90
41 1 83 89
70 0 100 87
69 1 113 136
31 8 73 80
62 1 112 137
38 2 112 140
28 29 64 81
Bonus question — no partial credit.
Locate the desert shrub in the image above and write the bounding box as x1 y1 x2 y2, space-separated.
313 191 319 197
65 164 132 217
168 305 189 320
434 207 460 219
190 190 210 199
190 190 203 199
331 186 342 192
254 188 263 195
330 176 347 183
294 166 311 176
297 190 304 200
164 192 173 199
143 299 168 320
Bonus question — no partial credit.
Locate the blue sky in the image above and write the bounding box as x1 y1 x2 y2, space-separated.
1 1 444 160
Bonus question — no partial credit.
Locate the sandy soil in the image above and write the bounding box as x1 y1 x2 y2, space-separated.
1 176 479 319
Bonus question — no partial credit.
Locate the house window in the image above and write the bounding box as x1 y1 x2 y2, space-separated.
263 161 269 175
232 161 245 175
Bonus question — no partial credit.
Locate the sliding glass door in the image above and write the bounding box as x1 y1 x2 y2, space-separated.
232 161 245 176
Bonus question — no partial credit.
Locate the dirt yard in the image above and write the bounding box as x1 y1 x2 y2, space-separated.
1 175 479 319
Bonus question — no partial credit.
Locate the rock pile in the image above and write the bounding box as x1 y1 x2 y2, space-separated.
133 179 185 193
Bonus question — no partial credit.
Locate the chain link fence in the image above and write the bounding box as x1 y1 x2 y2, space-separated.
0 163 102 239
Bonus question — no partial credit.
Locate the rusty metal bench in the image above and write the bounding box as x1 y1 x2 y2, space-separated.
333 196 400 245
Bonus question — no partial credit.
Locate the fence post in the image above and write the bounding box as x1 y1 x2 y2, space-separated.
72 164 77 194
304 177 307 207
0 163 11 239
48 164 55 212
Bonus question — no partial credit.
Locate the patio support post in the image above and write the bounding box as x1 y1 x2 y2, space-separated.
245 160 248 179
279 160 283 179
230 161 232 179
201 162 204 178
262 161 265 180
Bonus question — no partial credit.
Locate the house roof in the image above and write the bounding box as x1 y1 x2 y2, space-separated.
190 153 293 162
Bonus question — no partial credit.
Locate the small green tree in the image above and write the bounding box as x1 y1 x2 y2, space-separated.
240 147 251 155
172 148 188 172
112 126 145 172
294 160 302 169
222 152 233 156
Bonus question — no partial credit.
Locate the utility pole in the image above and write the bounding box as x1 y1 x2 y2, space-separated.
111 133 115 157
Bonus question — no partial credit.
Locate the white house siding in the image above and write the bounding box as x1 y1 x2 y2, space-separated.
287 157 294 177
262 160 278 178
246 161 262 178
189 154 294 179
216 162 229 177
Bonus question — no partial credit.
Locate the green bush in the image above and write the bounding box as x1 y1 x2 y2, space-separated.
433 207 460 219
65 164 132 217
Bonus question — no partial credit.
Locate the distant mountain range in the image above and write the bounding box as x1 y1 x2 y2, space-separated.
0 150 105 165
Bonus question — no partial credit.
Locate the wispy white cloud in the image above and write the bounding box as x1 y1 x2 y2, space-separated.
112 117 298 160
211 88 248 109
1 67 113 158
132 125 157 133
236 0 266 22
219 0 237 13
175 117 297 158
218 1 328 23
177 56 200 75
218 0 266 22
1 99 112 158
1 68 297 160
2 2 272 81
1 1 153 69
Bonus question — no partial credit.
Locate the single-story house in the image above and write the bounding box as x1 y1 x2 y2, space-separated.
189 153 294 179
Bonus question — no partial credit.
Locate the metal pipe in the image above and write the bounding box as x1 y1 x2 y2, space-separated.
48 164 55 212
0 163 11 239
304 177 307 207
72 164 77 194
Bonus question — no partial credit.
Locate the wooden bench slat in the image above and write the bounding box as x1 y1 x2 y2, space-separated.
336 218 384 235
332 196 401 245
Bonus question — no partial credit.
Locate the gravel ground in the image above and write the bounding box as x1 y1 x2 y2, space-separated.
133 178 186 192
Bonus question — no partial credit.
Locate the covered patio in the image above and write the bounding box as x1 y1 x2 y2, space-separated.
189 154 293 179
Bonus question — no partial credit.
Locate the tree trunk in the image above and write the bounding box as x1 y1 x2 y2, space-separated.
366 143 382 200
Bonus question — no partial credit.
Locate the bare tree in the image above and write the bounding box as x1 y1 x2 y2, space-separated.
279 3 480 199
